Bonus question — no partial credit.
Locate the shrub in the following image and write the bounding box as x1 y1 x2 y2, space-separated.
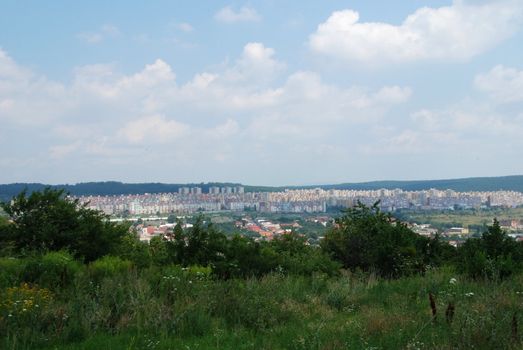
116 234 151 269
0 258 26 289
458 219 520 280
89 256 132 281
22 251 81 289
0 188 128 262
321 201 425 278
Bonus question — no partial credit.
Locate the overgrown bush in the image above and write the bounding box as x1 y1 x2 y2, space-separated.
0 188 128 262
458 219 521 280
0 258 26 289
22 251 81 290
321 201 437 277
88 256 133 282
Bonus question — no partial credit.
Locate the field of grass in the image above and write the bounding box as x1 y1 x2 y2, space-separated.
2 266 523 350
399 208 523 232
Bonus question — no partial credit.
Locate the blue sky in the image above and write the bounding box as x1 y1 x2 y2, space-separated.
1 0 523 185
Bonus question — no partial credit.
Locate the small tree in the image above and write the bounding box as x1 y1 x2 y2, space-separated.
458 219 520 279
321 201 424 277
0 188 127 262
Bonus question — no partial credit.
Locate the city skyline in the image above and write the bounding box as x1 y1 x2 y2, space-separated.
78 186 523 216
1 1 523 185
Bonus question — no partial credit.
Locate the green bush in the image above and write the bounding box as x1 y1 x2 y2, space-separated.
89 256 132 281
0 257 26 289
115 234 151 269
322 202 429 278
22 251 81 289
458 219 520 280
0 188 128 262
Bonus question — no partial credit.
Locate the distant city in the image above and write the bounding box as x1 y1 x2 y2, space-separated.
76 186 523 216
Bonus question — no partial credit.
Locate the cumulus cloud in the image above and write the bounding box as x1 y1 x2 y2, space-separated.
309 0 523 65
1 44 413 183
363 103 523 156
118 115 189 144
214 6 261 23
223 42 286 86
475 65 523 102
0 48 67 125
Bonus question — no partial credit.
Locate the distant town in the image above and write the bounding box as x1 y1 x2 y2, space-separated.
77 186 523 216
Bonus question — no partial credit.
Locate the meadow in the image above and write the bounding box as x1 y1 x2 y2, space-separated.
1 261 522 350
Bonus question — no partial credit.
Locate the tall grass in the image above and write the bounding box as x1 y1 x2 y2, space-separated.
1 261 523 349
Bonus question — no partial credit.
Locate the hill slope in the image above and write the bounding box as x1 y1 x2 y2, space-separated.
1 175 522 201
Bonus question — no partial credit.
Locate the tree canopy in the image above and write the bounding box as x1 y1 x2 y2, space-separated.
321 201 446 277
0 188 127 262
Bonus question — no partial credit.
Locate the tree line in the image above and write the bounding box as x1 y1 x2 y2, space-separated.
1 188 522 280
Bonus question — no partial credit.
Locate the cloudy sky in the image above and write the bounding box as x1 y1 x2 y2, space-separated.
1 0 523 186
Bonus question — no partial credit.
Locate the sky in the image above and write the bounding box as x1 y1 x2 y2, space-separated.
1 0 523 186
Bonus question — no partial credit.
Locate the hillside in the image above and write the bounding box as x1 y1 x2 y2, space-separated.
311 175 523 192
1 175 523 201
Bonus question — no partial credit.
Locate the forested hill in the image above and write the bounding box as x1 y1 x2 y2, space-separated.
301 175 523 192
0 182 243 202
1 175 523 201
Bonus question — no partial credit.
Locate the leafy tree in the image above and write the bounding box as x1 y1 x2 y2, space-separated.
458 219 520 279
168 216 227 267
167 214 177 224
149 235 169 266
271 232 340 276
321 201 426 277
415 234 456 268
212 235 278 279
0 188 127 262
165 219 186 264
116 233 151 268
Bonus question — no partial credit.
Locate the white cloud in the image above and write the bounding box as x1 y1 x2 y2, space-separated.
178 22 194 32
1 45 414 183
214 6 261 23
49 141 82 159
475 65 523 102
0 48 68 125
223 42 286 86
118 115 189 144
77 24 121 44
309 0 523 65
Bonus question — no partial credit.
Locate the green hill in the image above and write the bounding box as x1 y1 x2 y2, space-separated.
1 175 522 201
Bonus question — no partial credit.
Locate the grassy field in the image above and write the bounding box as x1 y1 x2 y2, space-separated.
399 208 523 232
3 266 523 350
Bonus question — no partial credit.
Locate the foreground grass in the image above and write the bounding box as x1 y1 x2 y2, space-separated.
2 267 523 350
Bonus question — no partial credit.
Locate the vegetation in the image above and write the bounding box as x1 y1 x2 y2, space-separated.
396 207 523 234
0 188 127 262
1 189 523 349
321 202 452 277
457 219 523 280
2 174 523 201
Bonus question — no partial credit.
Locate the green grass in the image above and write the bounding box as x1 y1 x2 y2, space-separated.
2 266 523 349
400 208 523 232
